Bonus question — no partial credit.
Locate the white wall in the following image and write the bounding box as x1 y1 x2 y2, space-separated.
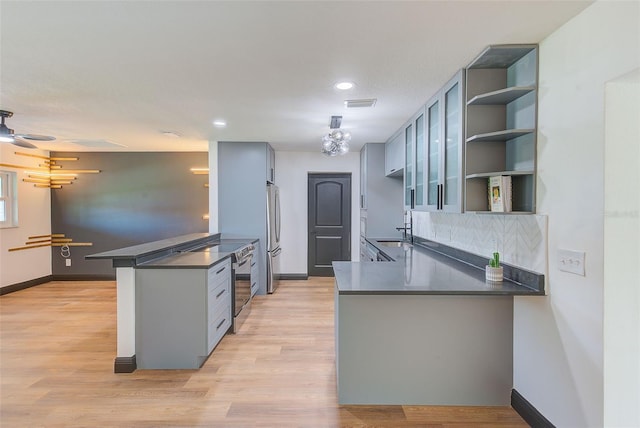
276 151 360 274
603 69 639 428
0 146 52 288
514 2 640 427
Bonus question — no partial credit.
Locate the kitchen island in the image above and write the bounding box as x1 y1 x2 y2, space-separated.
333 238 544 406
87 233 257 372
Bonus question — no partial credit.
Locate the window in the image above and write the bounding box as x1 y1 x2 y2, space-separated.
0 171 18 228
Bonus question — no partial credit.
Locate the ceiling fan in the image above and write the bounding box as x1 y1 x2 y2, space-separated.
0 110 56 149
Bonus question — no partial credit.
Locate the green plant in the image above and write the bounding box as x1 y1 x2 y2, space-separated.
489 252 500 268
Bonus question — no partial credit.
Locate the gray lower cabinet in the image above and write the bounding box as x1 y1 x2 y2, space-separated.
336 292 514 405
135 258 232 369
250 257 259 297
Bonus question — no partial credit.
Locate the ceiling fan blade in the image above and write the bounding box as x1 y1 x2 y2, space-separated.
12 138 38 149
16 133 56 141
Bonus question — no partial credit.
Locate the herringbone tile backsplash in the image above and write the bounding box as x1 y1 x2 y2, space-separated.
412 212 547 274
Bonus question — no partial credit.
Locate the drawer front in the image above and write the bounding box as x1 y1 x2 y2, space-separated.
207 305 231 353
208 258 231 285
208 276 230 320
250 260 259 297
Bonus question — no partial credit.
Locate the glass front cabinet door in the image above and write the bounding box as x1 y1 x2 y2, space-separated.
425 69 465 213
404 110 426 209
404 122 414 209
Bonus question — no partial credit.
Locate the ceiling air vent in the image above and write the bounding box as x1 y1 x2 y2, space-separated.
344 98 377 108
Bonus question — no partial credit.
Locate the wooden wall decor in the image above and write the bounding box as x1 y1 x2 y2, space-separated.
190 167 210 219
8 233 93 252
6 151 101 189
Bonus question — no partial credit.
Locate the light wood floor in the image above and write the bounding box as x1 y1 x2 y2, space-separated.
1 278 528 427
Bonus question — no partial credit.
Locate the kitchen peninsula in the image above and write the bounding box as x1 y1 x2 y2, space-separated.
86 233 257 372
333 238 544 406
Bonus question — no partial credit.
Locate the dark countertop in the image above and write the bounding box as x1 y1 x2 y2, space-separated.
334 238 544 296
86 233 258 269
137 238 258 269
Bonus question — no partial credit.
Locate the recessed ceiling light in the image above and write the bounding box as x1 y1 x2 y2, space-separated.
335 81 354 90
213 119 227 128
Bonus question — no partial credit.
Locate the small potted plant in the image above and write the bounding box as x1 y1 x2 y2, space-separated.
486 252 503 282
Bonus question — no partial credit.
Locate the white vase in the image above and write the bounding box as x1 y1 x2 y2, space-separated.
485 265 503 282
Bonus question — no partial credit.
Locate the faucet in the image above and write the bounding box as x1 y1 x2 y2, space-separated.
395 210 413 243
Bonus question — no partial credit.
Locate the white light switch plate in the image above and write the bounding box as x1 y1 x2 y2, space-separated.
65 258 72 267
558 249 585 276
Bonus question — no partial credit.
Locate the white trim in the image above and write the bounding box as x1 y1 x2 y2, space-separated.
0 170 18 228
116 267 136 357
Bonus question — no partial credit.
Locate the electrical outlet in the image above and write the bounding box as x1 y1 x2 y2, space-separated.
65 258 71 267
558 249 585 276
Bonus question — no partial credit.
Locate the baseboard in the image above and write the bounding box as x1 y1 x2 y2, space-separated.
278 274 308 280
1 274 117 296
52 274 116 281
114 355 137 373
0 275 53 295
512 389 555 428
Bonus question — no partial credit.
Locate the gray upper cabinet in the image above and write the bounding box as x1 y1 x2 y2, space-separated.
218 141 274 295
266 144 276 183
360 146 368 209
403 109 426 209
425 69 465 213
464 44 538 213
384 130 404 177
360 143 404 238
404 69 464 212
403 118 414 209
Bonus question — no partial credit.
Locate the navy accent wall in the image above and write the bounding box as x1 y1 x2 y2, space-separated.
50 152 208 278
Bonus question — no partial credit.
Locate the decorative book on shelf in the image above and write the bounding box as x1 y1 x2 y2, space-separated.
488 175 512 212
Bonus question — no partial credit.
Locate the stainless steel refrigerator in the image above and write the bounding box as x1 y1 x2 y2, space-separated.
266 183 281 293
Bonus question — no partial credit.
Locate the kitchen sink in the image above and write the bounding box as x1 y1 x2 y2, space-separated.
377 241 410 248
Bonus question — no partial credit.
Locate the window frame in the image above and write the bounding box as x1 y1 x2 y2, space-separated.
0 170 18 228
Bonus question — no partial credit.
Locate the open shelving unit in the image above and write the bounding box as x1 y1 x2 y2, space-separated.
464 44 538 214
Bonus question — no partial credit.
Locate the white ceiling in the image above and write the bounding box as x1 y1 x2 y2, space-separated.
0 0 592 153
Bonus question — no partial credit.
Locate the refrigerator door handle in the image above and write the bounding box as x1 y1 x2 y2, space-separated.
275 189 281 244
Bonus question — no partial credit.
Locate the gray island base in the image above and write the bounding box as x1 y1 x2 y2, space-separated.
86 233 256 372
335 291 513 405
333 239 543 406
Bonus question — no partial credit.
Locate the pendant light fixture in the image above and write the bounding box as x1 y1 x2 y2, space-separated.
321 115 350 156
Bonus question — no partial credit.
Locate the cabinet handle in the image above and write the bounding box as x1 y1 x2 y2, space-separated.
438 185 443 210
410 189 415 209
216 319 226 330
216 266 226 275
215 289 226 299
390 168 396 172
251 262 256 267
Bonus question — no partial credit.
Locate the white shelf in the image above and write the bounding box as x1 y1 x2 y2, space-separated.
467 45 537 69
466 129 534 143
467 86 535 105
463 44 538 214
465 170 534 179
